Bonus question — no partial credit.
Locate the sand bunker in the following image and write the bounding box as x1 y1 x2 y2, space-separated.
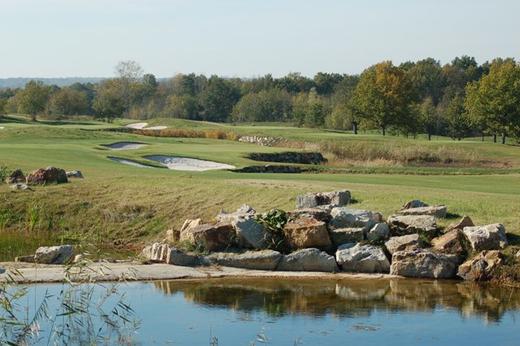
109 157 152 168
144 126 168 130
145 155 235 171
125 122 148 129
103 142 148 150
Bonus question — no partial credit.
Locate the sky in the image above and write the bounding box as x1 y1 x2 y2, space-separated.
0 0 519 78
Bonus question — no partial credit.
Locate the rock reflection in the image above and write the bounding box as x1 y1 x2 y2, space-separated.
152 279 520 323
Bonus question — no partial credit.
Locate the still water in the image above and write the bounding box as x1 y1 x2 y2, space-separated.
13 278 520 345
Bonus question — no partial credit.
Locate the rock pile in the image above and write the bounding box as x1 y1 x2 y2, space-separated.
136 193 510 281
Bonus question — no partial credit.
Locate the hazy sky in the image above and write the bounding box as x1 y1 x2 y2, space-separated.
1 0 519 78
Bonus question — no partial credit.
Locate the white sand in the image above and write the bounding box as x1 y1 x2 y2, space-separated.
125 122 148 129
103 142 147 150
0 126 4 130
109 157 152 168
144 126 168 130
146 155 235 171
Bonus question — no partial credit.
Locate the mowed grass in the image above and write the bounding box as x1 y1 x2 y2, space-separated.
0 116 520 260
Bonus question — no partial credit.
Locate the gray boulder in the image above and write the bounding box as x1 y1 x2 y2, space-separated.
390 249 459 279
336 243 390 273
329 227 365 246
34 245 74 264
216 204 256 224
233 217 268 249
387 214 437 236
66 170 84 178
166 247 202 266
288 208 332 222
366 223 390 241
0 267 5 274
402 200 428 209
6 169 25 184
329 207 377 230
277 248 337 272
462 224 508 251
206 250 282 270
385 234 421 255
296 190 350 209
10 183 30 191
399 205 447 218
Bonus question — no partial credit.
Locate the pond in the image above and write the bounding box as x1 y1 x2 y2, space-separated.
4 278 520 345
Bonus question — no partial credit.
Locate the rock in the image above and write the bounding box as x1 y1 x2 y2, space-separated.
0 267 5 274
445 216 474 233
295 190 350 209
216 204 256 224
336 243 390 273
366 223 390 241
462 224 508 251
73 254 84 263
399 205 447 218
283 216 331 250
15 255 35 263
457 250 503 281
385 234 421 255
390 249 459 279
277 248 337 272
166 247 202 266
141 243 169 262
387 214 438 236
180 218 202 237
431 230 466 257
34 245 74 264
329 227 365 246
288 208 332 222
179 223 236 252
10 183 30 190
233 217 268 249
26 167 68 185
5 169 25 184
402 200 428 209
516 250 520 258
206 250 282 270
329 207 376 230
66 170 84 178
163 229 176 243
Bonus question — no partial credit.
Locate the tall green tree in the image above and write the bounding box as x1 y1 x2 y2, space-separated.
200 76 240 122
16 81 51 121
48 87 89 116
465 58 520 144
351 61 413 135
444 94 471 140
92 79 125 120
232 89 291 122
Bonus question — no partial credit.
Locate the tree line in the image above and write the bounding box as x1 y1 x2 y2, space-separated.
1 57 520 142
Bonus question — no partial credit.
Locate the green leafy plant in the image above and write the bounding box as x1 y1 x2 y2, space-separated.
255 209 290 252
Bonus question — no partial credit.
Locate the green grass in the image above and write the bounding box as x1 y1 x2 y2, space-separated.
0 115 519 260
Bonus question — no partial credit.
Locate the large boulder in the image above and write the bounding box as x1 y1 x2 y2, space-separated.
216 204 256 224
232 217 268 249
329 207 377 230
462 224 508 251
336 243 390 273
166 247 202 266
366 223 390 241
445 216 474 233
206 250 282 270
141 243 169 262
457 250 503 281
26 167 68 185
295 190 350 209
398 205 447 218
277 248 337 272
402 200 428 209
283 216 331 250
66 170 84 179
431 230 466 257
180 218 202 237
179 223 236 252
329 227 365 246
390 249 459 279
34 245 74 264
5 169 25 184
387 214 437 236
288 208 332 222
384 234 421 255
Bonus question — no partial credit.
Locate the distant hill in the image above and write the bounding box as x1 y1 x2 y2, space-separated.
0 77 105 88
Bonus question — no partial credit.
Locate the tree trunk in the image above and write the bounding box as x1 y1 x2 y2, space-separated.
481 133 484 142
493 134 497 143
382 126 386 136
352 122 358 135
502 133 506 144
428 132 432 141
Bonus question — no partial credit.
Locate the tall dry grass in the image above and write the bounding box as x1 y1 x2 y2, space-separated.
131 128 239 141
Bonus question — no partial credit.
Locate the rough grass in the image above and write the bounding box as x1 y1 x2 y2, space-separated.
0 116 520 260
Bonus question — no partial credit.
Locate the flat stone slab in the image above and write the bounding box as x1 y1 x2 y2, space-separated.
399 205 447 218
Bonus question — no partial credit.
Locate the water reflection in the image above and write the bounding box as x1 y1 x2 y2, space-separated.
153 278 520 324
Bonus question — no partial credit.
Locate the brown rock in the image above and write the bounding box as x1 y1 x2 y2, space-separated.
384 234 421 255
5 169 25 184
26 167 68 185
288 208 331 222
445 216 474 233
457 250 503 281
431 230 466 257
180 223 236 252
283 216 331 250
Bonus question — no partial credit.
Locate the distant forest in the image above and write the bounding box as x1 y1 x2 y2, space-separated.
1 57 520 142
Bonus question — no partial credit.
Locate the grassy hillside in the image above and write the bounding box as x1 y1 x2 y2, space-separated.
1 115 519 260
